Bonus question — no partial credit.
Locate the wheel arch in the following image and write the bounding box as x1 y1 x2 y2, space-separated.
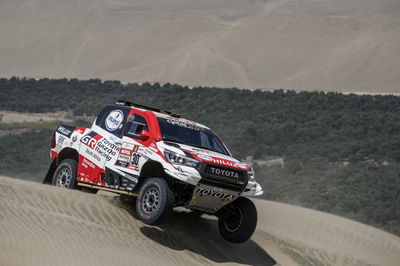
42 148 79 184
137 160 169 187
58 147 79 163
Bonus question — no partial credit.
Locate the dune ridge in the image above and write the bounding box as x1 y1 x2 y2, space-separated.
1 0 400 92
1 176 400 265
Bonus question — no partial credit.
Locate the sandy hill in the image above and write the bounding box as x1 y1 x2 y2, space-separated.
1 176 399 266
1 0 400 93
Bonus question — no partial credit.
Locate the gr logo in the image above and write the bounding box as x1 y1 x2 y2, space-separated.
81 135 97 149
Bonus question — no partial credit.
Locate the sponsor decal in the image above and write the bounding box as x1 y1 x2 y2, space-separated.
57 125 74 137
122 142 138 151
122 142 134 150
115 144 141 168
95 138 120 161
167 119 202 131
142 148 153 156
212 158 241 168
209 167 240 180
120 176 138 190
196 188 234 201
213 158 234 167
85 147 102 162
117 161 129 167
105 167 138 190
197 154 213 161
82 137 120 163
105 110 124 131
55 135 65 151
121 172 138 183
120 148 132 156
82 158 95 169
117 152 141 170
117 154 130 163
81 135 97 149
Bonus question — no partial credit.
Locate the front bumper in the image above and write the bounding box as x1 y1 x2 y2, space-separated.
164 162 263 197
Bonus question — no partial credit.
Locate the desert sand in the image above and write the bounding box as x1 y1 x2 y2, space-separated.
1 176 399 266
0 111 71 123
1 0 400 93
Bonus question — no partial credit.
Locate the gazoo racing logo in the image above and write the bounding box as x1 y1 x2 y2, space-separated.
105 110 124 131
210 167 240 180
196 188 235 201
81 135 97 149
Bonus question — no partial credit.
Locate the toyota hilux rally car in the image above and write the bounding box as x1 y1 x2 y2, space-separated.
43 101 263 243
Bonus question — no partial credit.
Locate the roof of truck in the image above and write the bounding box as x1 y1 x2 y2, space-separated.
115 101 210 130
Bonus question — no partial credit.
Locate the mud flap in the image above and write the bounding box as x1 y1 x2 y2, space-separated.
186 184 240 213
43 159 57 184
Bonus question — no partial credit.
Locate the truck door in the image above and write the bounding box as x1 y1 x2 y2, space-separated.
114 113 150 177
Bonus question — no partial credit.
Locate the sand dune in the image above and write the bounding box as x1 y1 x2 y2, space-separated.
1 0 400 92
1 176 399 266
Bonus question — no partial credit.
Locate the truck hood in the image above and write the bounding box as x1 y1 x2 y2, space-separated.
157 141 251 171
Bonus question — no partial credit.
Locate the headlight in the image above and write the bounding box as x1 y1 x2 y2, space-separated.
248 167 255 180
164 150 199 168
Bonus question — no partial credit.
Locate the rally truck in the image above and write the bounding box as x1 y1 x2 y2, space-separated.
43 101 263 243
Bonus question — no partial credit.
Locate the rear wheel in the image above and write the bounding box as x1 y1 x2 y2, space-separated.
136 178 175 225
52 159 78 189
218 197 257 243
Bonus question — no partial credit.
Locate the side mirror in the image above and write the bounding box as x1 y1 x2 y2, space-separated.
139 130 150 141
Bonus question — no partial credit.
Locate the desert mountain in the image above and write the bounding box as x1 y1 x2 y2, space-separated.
1 0 400 92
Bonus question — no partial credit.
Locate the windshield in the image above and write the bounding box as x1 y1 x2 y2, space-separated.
157 118 230 156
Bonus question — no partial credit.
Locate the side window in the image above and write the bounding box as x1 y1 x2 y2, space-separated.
96 106 129 136
124 114 149 139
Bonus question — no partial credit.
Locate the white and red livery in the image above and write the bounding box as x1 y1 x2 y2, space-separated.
44 101 262 243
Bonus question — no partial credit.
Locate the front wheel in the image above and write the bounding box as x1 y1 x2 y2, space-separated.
218 197 257 243
136 178 175 225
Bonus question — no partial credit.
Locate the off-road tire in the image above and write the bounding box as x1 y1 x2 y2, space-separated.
52 159 78 189
218 197 257 243
136 178 175 225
